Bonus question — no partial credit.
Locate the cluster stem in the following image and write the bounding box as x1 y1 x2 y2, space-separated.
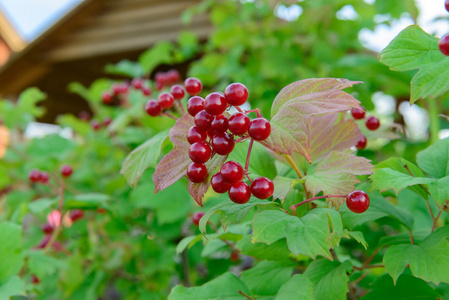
290 194 346 215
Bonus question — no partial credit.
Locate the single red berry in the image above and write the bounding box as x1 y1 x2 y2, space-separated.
145 100 162 116
230 251 240 263
365 116 380 130
60 164 73 178
170 84 186 100
346 190 370 213
439 34 449 56
101 92 113 104
142 86 152 96
189 141 212 163
187 96 205 117
228 181 251 204
187 126 208 144
158 92 174 109
155 72 167 85
78 111 91 121
187 162 208 183
112 83 122 95
211 114 229 132
250 177 274 199
91 120 101 131
204 92 228 115
351 107 365 120
446 0 449 12
42 223 54 234
40 171 49 184
167 69 181 83
192 211 205 226
224 83 248 106
31 274 40 284
155 80 164 91
28 169 41 183
184 77 202 95
70 209 84 222
355 136 367 150
248 118 271 140
211 173 232 193
120 83 129 94
36 235 51 249
103 117 112 126
194 110 214 131
212 132 235 155
228 112 250 135
220 161 244 183
131 78 143 89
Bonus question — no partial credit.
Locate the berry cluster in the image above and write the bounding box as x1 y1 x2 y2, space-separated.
346 190 370 213
102 78 152 106
185 81 274 204
155 69 181 91
29 164 73 184
90 117 112 131
350 107 380 150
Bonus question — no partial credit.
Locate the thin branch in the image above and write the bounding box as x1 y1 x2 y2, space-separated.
432 210 443 232
181 250 191 287
235 135 250 143
353 264 384 271
244 109 261 117
408 229 415 245
161 112 177 120
244 139 254 172
208 221 239 252
403 164 435 220
290 194 347 215
238 291 254 300
283 154 304 179
44 181 65 251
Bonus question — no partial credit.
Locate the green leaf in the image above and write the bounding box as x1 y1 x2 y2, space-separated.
305 151 373 208
68 78 111 104
27 250 68 278
275 274 315 300
236 235 293 261
383 226 449 284
266 78 362 162
199 198 279 234
272 176 304 202
240 261 294 296
28 197 57 213
0 276 25 299
16 87 46 118
370 168 430 195
362 274 440 300
139 42 174 74
65 193 110 209
176 235 203 254
374 0 418 19
416 137 449 178
304 259 352 300
348 231 368 249
27 134 76 160
252 210 290 245
0 223 23 283
105 59 144 78
121 130 169 188
57 114 91 136
168 272 250 300
379 25 449 104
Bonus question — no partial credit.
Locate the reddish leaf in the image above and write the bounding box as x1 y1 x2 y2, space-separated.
305 151 373 208
153 114 193 193
188 154 228 206
309 114 363 161
266 78 362 162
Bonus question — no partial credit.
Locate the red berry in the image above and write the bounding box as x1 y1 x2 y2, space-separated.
224 83 248 106
194 110 214 131
167 69 181 83
60 164 73 178
120 83 129 94
158 92 174 109
212 132 235 155
103 117 112 126
101 92 113 104
220 161 244 183
351 107 365 120
187 126 207 144
155 80 164 91
31 274 40 284
142 86 152 96
184 77 202 95
228 181 251 204
91 120 101 131
131 78 143 89
355 136 367 150
250 177 274 199
187 96 205 117
170 84 185 100
446 0 449 12
248 118 271 140
187 162 208 183
36 235 51 249
189 141 212 163
211 173 232 193
211 114 229 132
29 169 41 183
145 100 162 116
78 111 91 121
112 83 122 95
42 223 54 234
70 209 84 222
40 171 49 184
155 72 167 85
192 211 205 226
228 112 250 135
204 92 228 115
439 34 449 56
346 190 370 213
365 116 380 130
230 251 240 262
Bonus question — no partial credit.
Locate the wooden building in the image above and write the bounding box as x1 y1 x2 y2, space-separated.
0 0 210 122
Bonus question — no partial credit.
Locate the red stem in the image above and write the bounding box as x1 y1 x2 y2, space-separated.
244 108 262 117
290 194 347 215
244 139 254 172
235 106 244 113
432 210 443 232
161 112 177 120
235 135 250 143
